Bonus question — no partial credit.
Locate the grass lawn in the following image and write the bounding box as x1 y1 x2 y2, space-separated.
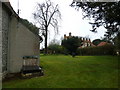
3 55 119 88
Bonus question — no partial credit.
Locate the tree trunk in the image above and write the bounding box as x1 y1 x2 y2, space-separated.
44 27 48 55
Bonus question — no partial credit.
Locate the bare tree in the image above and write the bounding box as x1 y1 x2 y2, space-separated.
33 0 61 54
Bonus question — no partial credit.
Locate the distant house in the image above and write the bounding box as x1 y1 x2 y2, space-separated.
79 38 95 48
97 42 111 47
0 2 41 78
64 32 95 48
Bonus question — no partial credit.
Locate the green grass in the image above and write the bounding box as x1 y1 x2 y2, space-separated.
3 55 119 88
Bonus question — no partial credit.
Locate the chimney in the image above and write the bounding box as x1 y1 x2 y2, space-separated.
64 34 66 39
69 32 71 37
83 38 85 41
89 38 91 42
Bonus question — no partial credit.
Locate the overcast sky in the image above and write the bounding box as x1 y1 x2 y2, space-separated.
9 0 106 47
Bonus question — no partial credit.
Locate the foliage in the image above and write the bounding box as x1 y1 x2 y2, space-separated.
61 36 82 55
33 0 61 54
3 55 119 88
61 47 69 55
71 1 120 40
19 18 39 35
49 39 60 45
92 38 112 46
47 39 63 54
48 44 62 54
77 44 115 55
92 39 102 46
113 32 120 51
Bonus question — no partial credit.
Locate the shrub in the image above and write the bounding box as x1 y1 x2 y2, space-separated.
48 44 63 54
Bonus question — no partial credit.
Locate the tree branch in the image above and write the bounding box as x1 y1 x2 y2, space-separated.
47 4 59 26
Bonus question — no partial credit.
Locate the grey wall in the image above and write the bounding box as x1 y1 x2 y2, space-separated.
1 3 40 74
8 16 40 73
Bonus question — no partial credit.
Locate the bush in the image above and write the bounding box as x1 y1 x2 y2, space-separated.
77 44 115 56
48 44 63 54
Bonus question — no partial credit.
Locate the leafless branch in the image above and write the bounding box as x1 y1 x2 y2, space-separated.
33 0 61 54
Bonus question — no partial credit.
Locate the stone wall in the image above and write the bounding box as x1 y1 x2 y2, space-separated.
0 2 2 72
2 3 10 73
0 1 2 89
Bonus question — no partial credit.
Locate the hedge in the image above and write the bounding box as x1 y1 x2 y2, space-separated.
77 44 115 55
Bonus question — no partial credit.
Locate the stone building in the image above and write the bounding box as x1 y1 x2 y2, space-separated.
0 2 41 78
64 32 95 48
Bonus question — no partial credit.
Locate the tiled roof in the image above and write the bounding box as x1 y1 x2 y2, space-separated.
97 42 110 46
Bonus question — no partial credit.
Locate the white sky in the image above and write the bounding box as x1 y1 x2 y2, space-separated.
9 0 106 47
